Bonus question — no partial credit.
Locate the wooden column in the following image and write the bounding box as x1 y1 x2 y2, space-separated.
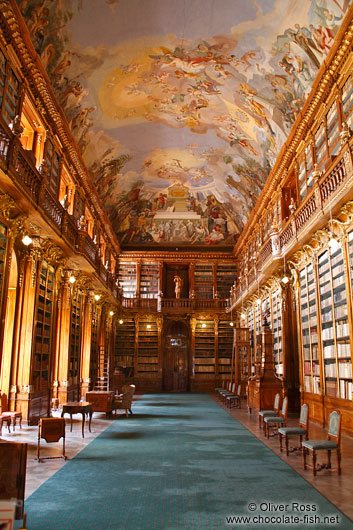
214 316 219 380
281 284 300 412
14 247 40 420
54 271 72 405
190 317 196 377
189 262 195 298
136 261 141 298
157 316 163 379
213 263 218 298
134 316 139 377
80 291 93 399
0 232 15 401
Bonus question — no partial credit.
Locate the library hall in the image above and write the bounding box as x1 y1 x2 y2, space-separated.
1 1 353 529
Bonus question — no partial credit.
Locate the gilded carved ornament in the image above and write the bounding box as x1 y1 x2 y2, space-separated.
0 191 17 221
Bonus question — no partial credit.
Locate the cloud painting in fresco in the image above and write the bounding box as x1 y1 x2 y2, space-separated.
18 0 352 245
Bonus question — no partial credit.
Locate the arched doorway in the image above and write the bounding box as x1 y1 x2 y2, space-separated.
163 320 189 392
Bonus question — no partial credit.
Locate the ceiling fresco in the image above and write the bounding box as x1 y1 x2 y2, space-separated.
18 0 352 247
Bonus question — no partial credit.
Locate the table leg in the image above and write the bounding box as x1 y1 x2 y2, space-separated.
88 410 92 432
81 412 85 438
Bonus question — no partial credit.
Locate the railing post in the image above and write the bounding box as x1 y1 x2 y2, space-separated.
313 163 323 212
270 222 281 258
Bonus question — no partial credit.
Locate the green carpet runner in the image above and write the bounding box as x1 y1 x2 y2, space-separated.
24 393 352 529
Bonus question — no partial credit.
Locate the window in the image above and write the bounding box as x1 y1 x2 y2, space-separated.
342 76 353 130
44 139 61 197
326 101 340 156
0 48 20 126
314 123 327 171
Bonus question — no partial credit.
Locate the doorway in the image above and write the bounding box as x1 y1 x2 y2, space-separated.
163 320 189 391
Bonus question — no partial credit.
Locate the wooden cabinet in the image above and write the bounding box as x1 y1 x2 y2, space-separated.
233 328 250 393
247 326 283 412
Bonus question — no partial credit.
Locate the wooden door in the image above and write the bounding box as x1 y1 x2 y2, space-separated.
163 321 189 391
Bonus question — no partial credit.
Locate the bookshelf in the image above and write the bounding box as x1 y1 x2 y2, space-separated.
140 262 159 298
0 222 8 304
69 288 83 391
137 318 158 373
194 264 213 299
194 320 215 374
32 260 55 393
233 328 250 391
44 139 61 198
216 264 237 299
115 317 136 376
271 290 283 376
246 307 255 375
118 261 137 298
0 49 20 125
299 263 320 395
89 303 99 389
218 319 233 376
318 244 350 399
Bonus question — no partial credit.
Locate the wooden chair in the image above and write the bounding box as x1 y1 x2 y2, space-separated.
258 393 280 430
219 382 235 404
226 384 242 408
278 403 309 456
113 384 135 418
215 380 228 394
264 396 288 439
0 393 22 431
302 410 341 476
36 417 67 462
217 381 231 399
0 412 11 435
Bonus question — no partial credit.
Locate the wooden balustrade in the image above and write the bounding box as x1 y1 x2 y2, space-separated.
260 239 272 263
0 130 10 162
77 230 97 264
295 194 317 234
13 148 41 201
280 221 294 249
320 157 347 204
42 188 64 230
61 211 78 249
121 297 227 312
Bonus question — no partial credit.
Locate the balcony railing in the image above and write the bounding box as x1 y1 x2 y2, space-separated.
122 297 228 312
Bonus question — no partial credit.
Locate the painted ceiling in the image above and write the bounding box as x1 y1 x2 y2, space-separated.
19 0 352 247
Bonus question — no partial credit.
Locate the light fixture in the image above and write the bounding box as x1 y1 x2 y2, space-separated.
94 294 101 301
202 323 206 328
241 312 246 320
69 275 76 284
109 311 114 316
256 297 261 305
22 235 33 246
282 275 289 285
147 324 152 329
229 321 234 327
119 319 124 325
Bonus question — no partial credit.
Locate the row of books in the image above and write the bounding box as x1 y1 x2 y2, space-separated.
339 379 353 399
323 342 350 357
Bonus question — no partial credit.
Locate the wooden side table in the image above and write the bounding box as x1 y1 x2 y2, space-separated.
61 402 93 438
